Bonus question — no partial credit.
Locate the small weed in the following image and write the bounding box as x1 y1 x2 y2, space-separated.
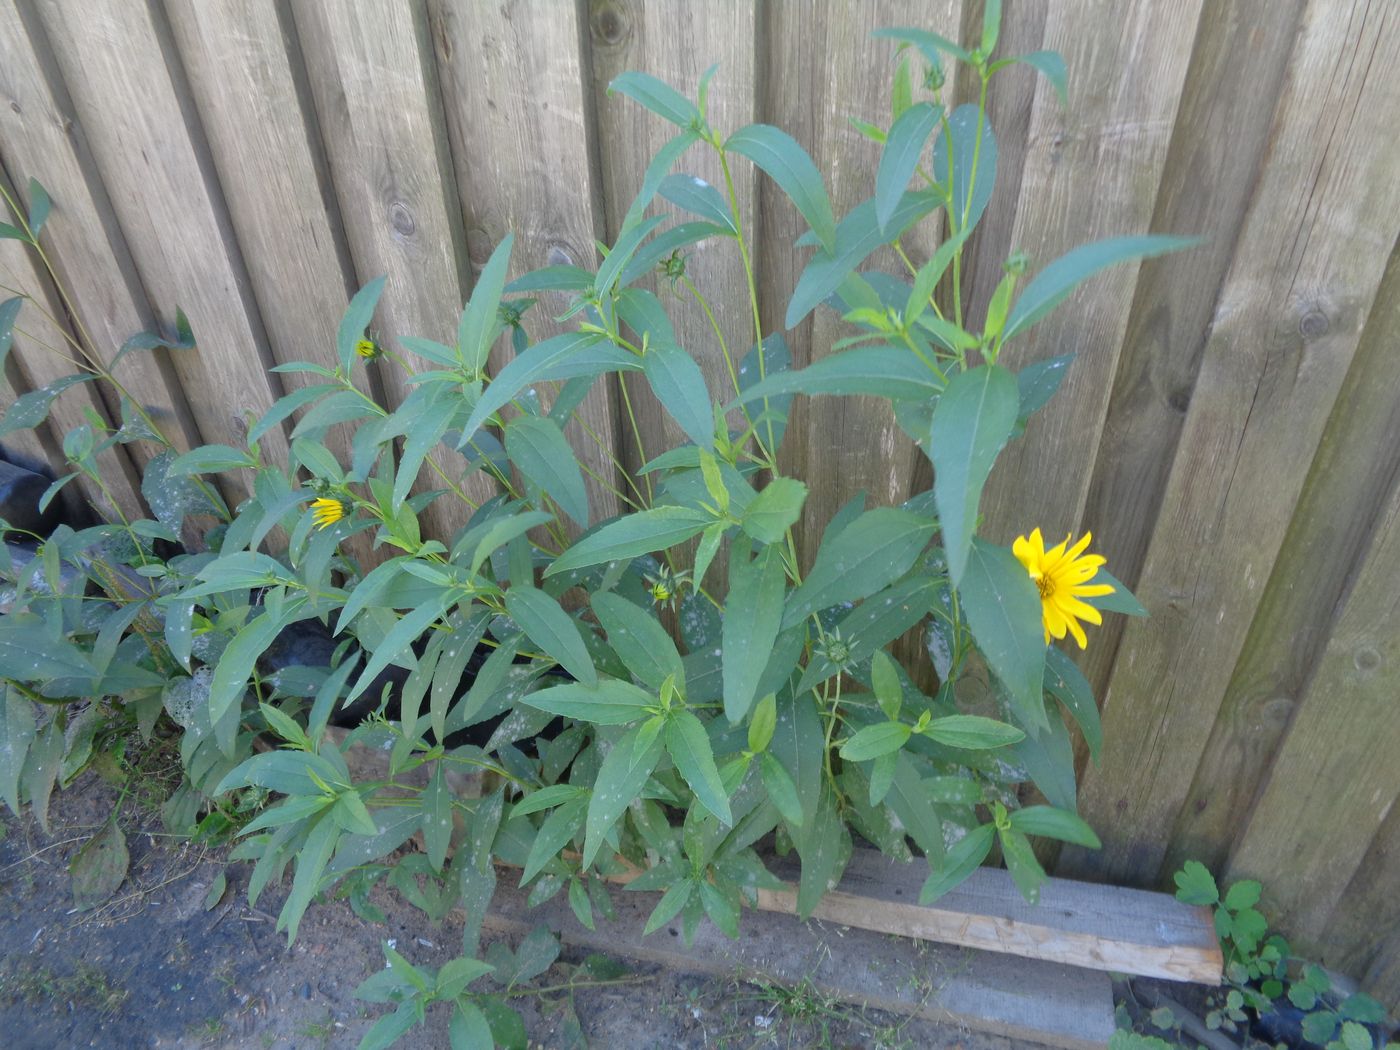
0 959 129 1018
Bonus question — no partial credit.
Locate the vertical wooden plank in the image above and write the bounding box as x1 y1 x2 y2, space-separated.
292 0 489 541
0 0 201 461
974 0 1202 549
757 0 958 549
1225 466 1400 943
30 0 288 486
1067 0 1400 885
1319 803 1400 1011
429 0 621 525
1163 238 1400 877
164 0 380 567
585 0 755 480
1076 0 1305 701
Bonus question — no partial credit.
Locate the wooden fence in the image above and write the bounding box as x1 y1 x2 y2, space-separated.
2 0 1398 1005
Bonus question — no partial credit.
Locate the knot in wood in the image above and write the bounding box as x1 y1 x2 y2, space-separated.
388 201 416 237
591 1 629 46
1298 308 1329 340
1353 646 1381 673
547 243 576 267
8 100 20 114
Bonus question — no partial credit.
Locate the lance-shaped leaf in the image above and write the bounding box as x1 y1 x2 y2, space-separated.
722 543 787 723
659 173 737 233
591 592 683 691
782 508 935 628
923 714 1025 750
1004 235 1201 341
504 414 589 524
584 724 664 866
934 104 997 234
643 340 714 448
726 124 836 253
839 721 912 762
666 709 731 825
930 364 1019 585
623 131 701 231
877 102 941 232
543 506 713 577
958 538 1046 732
920 823 995 904
460 332 639 443
505 587 597 686
521 680 655 725
609 71 700 130
729 344 945 407
459 234 513 372
337 276 386 374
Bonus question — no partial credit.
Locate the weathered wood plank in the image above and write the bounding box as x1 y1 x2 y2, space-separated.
485 868 1118 1050
1076 0 1305 704
1163 238 1400 877
1319 802 1400 1012
1068 0 1400 885
976 0 1202 549
164 0 379 568
292 0 490 541
429 0 621 528
757 0 957 549
755 848 1220 984
30 0 288 490
1225 463 1400 940
0 0 201 463
585 0 755 481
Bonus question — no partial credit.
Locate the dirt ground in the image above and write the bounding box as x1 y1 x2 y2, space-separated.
0 772 1057 1049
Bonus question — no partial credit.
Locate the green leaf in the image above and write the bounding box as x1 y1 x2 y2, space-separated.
505 265 593 294
1012 703 1077 811
786 190 940 328
346 596 449 704
0 222 29 242
872 651 901 720
504 414 589 524
521 798 587 883
924 714 1024 750
1045 646 1101 762
1004 236 1200 341
958 538 1046 731
585 723 664 867
999 51 1068 106
643 878 696 935
619 221 731 287
877 102 941 232
666 710 732 824
1009 805 1100 848
278 814 340 944
338 276 386 374
0 374 95 440
782 508 934 628
459 234 513 372
934 104 997 233
839 721 912 762
921 823 994 903
748 693 777 753
793 785 851 918
505 586 596 686
729 344 945 406
69 821 129 910
1173 860 1219 906
1340 994 1388 1024
740 478 807 545
643 340 714 449
544 506 713 577
591 592 683 692
521 680 654 725
759 751 803 826
1300 1011 1338 1045
769 693 823 828
872 26 972 63
738 333 793 451
623 130 701 230
981 0 1002 53
1082 569 1147 616
659 173 737 233
461 332 639 443
930 364 1019 584
0 617 98 682
722 543 787 723
449 1001 494 1050
609 71 700 130
999 825 1046 903
208 608 295 744
0 690 36 816
26 178 52 237
597 214 668 295
0 297 24 373
1222 880 1262 911
1339 1021 1373 1050
726 124 836 253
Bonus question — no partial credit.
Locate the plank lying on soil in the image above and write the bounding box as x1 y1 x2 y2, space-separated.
485 869 1117 1050
757 849 1222 984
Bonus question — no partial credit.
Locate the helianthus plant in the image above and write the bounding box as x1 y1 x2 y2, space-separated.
0 5 1194 1045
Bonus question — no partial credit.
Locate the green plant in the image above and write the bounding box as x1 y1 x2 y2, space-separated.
1173 860 1393 1047
1 6 1203 1046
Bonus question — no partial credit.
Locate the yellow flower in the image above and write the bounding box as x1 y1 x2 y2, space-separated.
311 497 346 530
1012 528 1115 649
355 338 381 359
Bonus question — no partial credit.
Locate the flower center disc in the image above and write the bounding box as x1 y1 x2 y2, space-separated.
1035 574 1056 599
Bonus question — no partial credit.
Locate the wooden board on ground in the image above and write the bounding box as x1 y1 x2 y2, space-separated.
485 865 1117 1050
